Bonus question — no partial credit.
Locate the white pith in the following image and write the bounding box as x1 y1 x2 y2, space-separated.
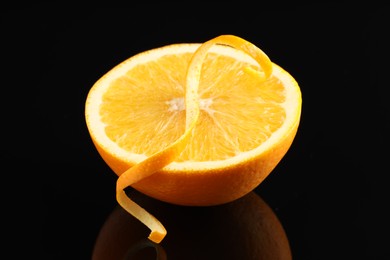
85 44 301 171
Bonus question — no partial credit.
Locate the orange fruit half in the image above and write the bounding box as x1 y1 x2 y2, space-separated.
85 35 302 243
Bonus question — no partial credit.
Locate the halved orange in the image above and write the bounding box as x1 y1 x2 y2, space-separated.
85 35 302 243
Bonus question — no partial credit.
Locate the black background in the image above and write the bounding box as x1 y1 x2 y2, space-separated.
2 3 389 259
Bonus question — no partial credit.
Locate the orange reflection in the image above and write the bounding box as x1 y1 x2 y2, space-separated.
92 190 291 260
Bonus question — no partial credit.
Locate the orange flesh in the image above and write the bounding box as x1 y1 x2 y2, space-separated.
102 48 283 162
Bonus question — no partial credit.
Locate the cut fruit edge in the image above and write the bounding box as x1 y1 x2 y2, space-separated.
115 35 273 243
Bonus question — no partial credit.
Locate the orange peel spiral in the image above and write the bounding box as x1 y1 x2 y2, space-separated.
116 35 273 243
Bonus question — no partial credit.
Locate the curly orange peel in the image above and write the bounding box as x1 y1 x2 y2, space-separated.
116 35 272 243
